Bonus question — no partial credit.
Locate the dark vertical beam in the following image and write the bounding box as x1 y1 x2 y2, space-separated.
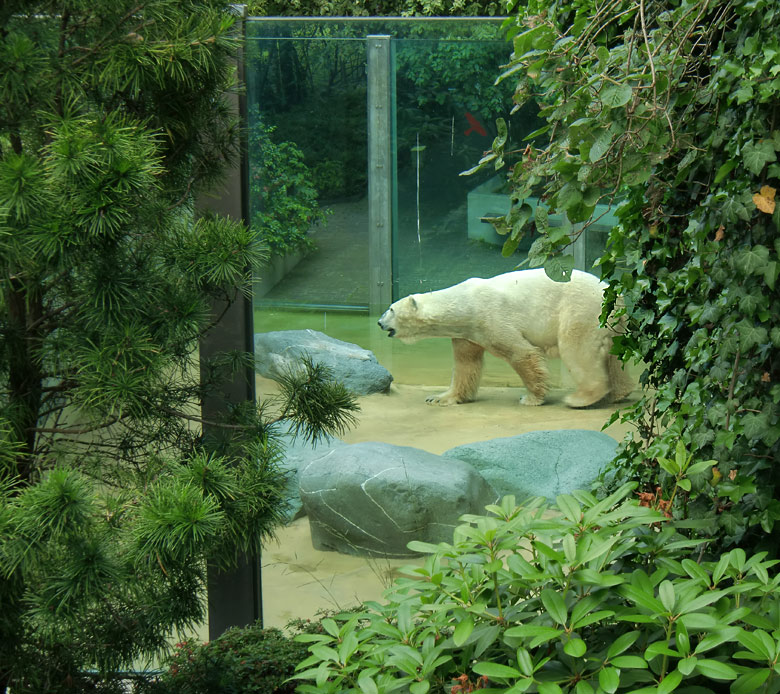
195 4 263 638
367 35 393 315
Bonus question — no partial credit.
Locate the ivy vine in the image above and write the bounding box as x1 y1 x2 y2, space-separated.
484 0 780 552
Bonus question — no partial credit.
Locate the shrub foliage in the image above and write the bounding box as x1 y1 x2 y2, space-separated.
294 488 780 694
0 1 358 690
477 0 780 550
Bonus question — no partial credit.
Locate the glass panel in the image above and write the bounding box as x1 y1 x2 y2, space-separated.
392 32 543 297
246 21 371 309
246 18 619 631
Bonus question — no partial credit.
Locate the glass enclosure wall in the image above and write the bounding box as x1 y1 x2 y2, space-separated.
246 18 617 628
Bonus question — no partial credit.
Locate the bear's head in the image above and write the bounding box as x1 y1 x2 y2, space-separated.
377 295 424 344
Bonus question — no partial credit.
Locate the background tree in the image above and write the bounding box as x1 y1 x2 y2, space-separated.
0 1 357 691
480 0 780 551
246 0 504 17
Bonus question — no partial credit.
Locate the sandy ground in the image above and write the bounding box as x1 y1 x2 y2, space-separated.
259 376 636 629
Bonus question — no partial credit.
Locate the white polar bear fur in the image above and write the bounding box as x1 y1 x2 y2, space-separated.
377 268 633 408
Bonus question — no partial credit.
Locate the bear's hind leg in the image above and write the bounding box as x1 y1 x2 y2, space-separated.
489 339 549 406
425 338 484 406
558 331 611 408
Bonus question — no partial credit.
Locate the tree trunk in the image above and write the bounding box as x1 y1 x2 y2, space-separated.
6 277 43 486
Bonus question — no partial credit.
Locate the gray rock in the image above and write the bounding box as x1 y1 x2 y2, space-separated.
254 330 392 396
444 429 619 502
299 442 497 557
273 422 345 522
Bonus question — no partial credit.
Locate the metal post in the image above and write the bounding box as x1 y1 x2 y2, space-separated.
196 4 263 638
367 35 393 315
571 225 587 271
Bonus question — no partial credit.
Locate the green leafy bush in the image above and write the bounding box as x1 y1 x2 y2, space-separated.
248 114 329 257
247 0 503 17
148 625 309 694
476 0 780 552
294 484 780 693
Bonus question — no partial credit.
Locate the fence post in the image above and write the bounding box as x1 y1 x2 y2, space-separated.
367 35 393 315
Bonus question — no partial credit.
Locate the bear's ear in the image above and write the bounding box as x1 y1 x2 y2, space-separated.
409 296 418 311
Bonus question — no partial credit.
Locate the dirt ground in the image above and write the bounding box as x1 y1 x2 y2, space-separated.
258 375 636 629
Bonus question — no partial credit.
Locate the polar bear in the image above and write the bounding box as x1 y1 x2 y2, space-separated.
377 269 633 408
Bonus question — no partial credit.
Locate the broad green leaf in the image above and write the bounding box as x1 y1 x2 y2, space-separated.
599 666 620 693
358 673 379 694
731 668 771 694
735 629 772 659
505 624 563 645
535 205 550 234
563 533 576 563
620 584 666 614
311 644 340 663
713 160 736 184
657 670 682 694
544 254 575 282
556 493 582 523
590 129 613 162
538 683 563 694
607 630 641 658
454 617 475 647
659 580 676 612
410 681 429 694
557 184 583 211
502 235 521 257
693 627 740 654
472 661 522 678
516 647 534 676
678 656 698 675
541 588 568 626
694 658 738 679
564 638 587 657
610 655 647 668
601 83 633 108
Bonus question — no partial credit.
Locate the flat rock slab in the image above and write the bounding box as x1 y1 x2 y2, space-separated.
254 329 392 396
444 429 619 502
299 441 497 557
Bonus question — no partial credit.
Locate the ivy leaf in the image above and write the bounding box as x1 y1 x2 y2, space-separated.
752 185 777 214
600 83 633 108
742 411 770 440
737 319 768 352
742 140 776 175
734 245 769 275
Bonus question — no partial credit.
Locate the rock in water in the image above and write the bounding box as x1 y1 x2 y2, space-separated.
254 329 392 395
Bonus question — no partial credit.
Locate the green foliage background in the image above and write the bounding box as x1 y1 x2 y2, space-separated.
0 1 358 690
482 0 780 552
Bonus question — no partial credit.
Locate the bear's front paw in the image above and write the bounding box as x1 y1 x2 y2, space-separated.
520 392 544 406
425 392 461 406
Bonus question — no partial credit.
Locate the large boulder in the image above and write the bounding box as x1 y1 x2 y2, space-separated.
299 442 497 557
444 429 619 502
254 330 392 396
274 422 345 522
